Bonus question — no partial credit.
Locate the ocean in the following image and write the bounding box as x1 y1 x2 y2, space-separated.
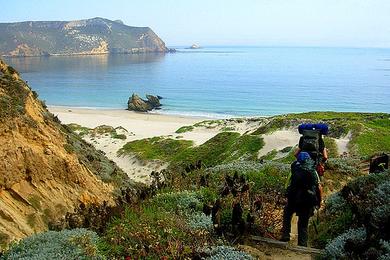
4 46 390 118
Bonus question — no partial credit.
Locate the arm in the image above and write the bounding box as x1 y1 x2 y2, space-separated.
322 148 328 162
319 137 328 162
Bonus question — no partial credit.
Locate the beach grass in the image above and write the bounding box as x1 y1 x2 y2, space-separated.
118 132 264 167
118 137 194 161
175 125 194 133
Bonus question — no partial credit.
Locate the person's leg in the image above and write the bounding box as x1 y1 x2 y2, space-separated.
281 202 294 241
297 209 310 246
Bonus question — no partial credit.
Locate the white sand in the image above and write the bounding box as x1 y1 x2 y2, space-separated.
49 106 219 182
334 131 351 155
258 129 301 157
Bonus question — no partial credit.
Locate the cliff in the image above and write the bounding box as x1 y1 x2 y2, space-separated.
0 59 128 243
0 17 168 57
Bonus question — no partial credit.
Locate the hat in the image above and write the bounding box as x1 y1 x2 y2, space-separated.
297 152 311 163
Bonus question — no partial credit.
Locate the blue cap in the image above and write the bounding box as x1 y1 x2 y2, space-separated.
297 152 311 162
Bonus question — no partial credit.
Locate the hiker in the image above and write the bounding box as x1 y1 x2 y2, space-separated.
280 152 321 247
294 123 329 176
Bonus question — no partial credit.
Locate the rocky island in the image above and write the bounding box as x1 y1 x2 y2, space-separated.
127 93 162 112
0 17 171 57
189 44 201 49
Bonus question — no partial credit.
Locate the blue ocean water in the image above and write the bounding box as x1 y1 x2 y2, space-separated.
5 46 390 117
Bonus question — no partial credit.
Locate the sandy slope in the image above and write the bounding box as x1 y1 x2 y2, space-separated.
258 130 302 157
49 106 220 182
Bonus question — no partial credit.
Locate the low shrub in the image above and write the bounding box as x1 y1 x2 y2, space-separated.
326 157 360 176
188 212 213 231
322 227 366 259
2 229 103 260
201 246 253 260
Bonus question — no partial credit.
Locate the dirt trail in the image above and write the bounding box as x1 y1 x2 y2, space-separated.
239 243 315 259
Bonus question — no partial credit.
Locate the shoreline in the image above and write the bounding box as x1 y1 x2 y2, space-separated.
48 105 223 146
48 105 239 120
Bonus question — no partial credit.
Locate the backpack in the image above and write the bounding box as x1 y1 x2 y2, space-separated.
301 129 321 153
287 161 319 209
298 123 329 165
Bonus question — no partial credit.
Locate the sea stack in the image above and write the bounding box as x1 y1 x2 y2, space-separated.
127 93 162 112
189 44 201 49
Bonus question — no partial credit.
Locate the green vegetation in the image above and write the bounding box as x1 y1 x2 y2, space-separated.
350 118 390 156
119 132 264 167
251 112 390 157
252 118 290 135
2 229 103 259
67 124 128 140
118 137 194 161
311 170 390 258
28 195 41 211
1 94 389 259
62 124 131 187
194 119 224 128
101 191 213 258
260 149 278 161
324 136 338 158
221 126 236 132
175 125 194 133
66 123 90 137
0 232 10 251
26 213 37 229
0 71 29 120
174 132 264 165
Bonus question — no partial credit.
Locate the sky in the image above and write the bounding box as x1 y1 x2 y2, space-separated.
1 0 390 48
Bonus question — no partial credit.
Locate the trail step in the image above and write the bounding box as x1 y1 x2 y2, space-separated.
250 235 323 255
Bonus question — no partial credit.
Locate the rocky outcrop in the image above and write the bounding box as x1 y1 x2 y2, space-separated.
189 44 201 49
127 94 162 112
0 59 129 243
0 17 170 57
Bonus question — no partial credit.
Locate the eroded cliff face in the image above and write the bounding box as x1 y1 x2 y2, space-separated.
0 17 169 57
0 60 123 244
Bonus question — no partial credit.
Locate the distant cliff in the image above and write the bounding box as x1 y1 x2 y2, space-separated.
0 17 169 57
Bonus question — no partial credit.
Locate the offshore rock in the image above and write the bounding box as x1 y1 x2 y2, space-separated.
146 94 161 108
189 44 201 49
127 93 162 112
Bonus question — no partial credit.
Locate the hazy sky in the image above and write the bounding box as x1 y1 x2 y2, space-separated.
1 0 390 48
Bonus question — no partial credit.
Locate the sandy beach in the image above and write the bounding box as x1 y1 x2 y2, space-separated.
49 106 350 183
48 106 221 182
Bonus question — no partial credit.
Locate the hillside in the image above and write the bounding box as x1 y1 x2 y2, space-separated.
0 59 130 245
0 60 388 257
39 109 387 258
0 17 168 57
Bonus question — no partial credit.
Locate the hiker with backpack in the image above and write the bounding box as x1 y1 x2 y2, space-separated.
280 151 321 247
294 123 329 177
